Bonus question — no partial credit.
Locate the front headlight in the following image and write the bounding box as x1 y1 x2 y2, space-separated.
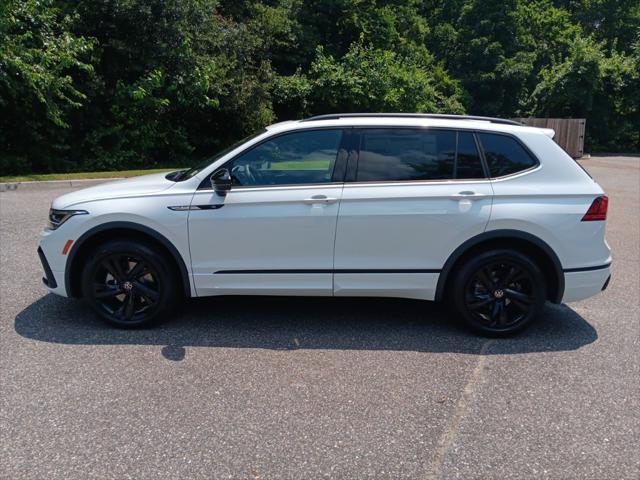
47 208 89 230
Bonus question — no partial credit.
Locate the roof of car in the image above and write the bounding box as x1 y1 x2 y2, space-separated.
265 114 555 138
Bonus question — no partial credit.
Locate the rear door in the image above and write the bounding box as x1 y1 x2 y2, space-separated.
333 127 493 300
189 128 348 296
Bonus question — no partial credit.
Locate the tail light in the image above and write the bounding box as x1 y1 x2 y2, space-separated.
582 195 608 221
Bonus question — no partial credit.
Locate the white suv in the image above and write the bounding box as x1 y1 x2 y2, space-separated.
38 114 611 335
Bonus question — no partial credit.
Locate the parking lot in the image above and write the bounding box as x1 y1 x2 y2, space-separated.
1 156 638 479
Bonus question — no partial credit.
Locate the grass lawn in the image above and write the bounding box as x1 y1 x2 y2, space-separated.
0 168 177 183
274 160 329 170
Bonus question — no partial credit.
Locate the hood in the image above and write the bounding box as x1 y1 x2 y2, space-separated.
52 172 176 209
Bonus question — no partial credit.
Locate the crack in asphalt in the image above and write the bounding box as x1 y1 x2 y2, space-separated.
427 339 495 480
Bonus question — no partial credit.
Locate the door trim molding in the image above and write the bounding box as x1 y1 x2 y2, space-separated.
214 269 442 274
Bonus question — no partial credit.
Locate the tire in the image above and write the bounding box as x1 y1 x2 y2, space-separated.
449 249 546 336
81 239 180 328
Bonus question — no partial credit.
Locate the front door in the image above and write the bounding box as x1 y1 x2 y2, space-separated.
333 127 494 300
189 128 347 296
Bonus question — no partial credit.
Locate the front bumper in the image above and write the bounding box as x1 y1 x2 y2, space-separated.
562 265 611 303
38 228 71 297
37 247 57 288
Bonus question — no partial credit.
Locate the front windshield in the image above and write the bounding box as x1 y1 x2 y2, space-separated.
176 129 267 181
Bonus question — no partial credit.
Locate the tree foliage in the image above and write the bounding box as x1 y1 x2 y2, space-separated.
0 0 638 174
0 0 95 172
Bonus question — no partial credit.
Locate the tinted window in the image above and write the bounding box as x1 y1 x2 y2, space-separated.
355 129 486 182
478 133 538 177
455 131 485 179
357 129 456 181
228 129 343 186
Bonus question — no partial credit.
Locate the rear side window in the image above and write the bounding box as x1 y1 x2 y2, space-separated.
456 132 484 179
477 133 538 177
356 129 485 182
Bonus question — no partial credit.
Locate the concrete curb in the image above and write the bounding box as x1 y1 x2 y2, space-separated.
0 177 122 192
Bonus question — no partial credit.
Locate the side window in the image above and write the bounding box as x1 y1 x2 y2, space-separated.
354 129 486 182
356 129 456 181
228 129 343 186
455 131 485 179
477 133 538 177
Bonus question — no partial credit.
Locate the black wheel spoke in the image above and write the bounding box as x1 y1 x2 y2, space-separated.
476 268 495 291
128 261 149 279
132 281 159 302
136 290 155 305
498 302 508 325
510 298 530 313
466 294 494 310
101 257 126 281
123 292 135 320
504 288 532 304
503 266 523 285
94 283 122 298
490 301 501 323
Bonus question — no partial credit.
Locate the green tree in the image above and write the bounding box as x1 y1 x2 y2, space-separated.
0 0 94 173
527 36 640 150
554 0 640 53
278 42 465 116
444 0 521 115
67 0 274 170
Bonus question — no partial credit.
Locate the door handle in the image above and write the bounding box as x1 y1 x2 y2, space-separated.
303 194 338 205
450 191 487 201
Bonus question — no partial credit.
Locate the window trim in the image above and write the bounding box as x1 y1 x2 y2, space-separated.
474 130 541 179
457 130 492 180
196 125 542 190
350 126 489 185
197 126 350 190
472 132 491 178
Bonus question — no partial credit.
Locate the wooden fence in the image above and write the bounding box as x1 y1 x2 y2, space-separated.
513 118 586 158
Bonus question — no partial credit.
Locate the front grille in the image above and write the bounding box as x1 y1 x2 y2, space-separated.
37 247 57 288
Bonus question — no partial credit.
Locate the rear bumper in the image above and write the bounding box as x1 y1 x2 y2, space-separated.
562 264 611 303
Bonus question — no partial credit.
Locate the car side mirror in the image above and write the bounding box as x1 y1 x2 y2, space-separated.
211 168 232 196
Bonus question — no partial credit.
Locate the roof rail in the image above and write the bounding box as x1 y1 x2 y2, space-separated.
301 113 522 126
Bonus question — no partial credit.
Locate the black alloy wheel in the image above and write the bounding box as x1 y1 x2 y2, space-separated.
451 249 546 336
92 253 160 322
81 240 179 327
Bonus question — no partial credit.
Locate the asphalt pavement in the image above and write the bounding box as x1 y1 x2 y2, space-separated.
0 156 638 479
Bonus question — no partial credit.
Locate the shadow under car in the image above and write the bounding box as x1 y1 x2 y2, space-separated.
15 294 597 361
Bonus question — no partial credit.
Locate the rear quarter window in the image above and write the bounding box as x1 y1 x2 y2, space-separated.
477 133 538 177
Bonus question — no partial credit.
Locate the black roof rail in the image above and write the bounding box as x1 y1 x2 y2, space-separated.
301 113 522 126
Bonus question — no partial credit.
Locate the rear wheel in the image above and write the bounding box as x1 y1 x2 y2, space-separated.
81 240 179 328
450 249 546 336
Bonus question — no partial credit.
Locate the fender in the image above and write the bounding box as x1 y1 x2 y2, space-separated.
434 229 565 303
65 221 191 298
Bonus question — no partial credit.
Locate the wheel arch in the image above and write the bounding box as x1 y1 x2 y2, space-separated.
435 230 564 303
65 221 191 298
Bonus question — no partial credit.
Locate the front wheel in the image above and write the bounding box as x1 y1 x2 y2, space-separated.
450 249 546 336
81 240 179 328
